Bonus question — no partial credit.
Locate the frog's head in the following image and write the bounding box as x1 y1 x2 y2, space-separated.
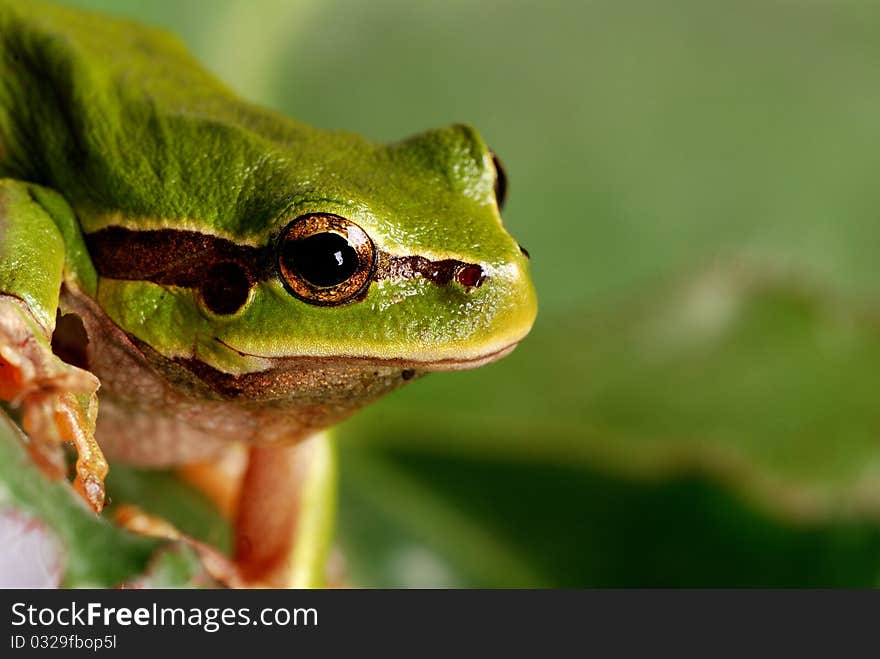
1 13 535 384
248 123 537 371
86 123 536 392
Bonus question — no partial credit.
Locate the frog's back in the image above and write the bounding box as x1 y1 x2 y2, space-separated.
0 0 329 237
0 0 233 161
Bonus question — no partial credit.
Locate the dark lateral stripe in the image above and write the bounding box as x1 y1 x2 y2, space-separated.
375 253 486 288
85 227 271 287
86 226 484 290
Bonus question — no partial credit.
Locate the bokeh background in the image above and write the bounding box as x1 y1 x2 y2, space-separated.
59 0 880 586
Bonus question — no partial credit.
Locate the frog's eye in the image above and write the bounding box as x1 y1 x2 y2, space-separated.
277 213 376 306
491 152 508 210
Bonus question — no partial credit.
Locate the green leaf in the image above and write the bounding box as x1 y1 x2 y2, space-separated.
335 269 880 586
0 412 217 587
337 445 880 588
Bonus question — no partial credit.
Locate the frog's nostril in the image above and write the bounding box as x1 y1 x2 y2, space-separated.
455 264 485 288
518 244 530 259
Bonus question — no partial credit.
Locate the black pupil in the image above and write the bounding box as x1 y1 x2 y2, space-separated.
283 232 359 287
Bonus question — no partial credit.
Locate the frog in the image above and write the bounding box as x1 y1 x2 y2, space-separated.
0 0 536 586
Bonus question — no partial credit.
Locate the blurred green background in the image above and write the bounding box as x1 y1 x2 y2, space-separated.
58 0 880 586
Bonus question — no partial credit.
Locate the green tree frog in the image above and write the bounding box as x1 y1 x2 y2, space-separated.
0 1 536 585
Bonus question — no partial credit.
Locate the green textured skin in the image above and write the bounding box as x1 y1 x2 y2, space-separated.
0 179 66 332
0 0 536 372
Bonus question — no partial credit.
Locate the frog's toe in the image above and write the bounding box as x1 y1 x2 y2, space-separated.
56 391 107 513
16 387 107 512
75 468 107 513
114 504 248 588
1 299 106 512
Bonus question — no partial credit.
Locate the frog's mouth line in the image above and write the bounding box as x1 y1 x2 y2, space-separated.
122 332 519 403
211 336 519 372
86 227 485 291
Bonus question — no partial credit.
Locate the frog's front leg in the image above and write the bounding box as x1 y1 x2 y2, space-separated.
0 299 106 508
0 179 108 511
